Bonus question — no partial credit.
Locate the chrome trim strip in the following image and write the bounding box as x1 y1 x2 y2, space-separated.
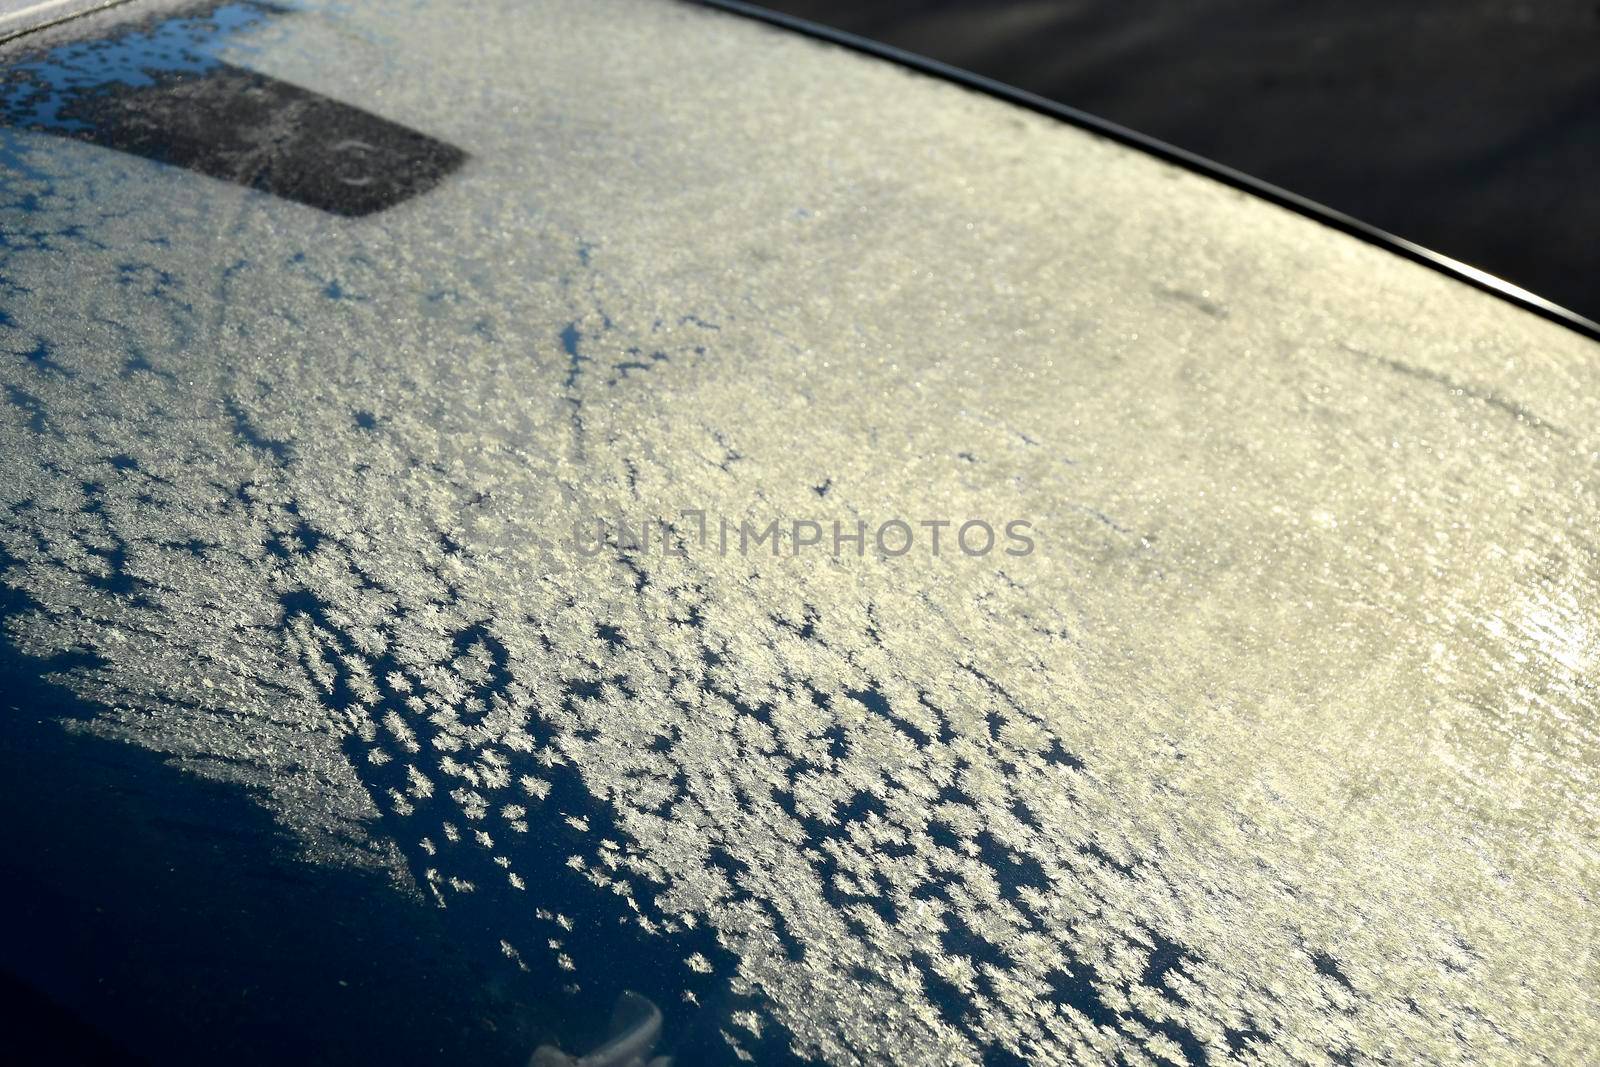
0 0 136 45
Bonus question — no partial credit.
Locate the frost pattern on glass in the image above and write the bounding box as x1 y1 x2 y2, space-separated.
1 1 1598 1064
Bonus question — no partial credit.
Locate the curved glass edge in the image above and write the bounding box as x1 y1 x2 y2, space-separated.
690 0 1600 345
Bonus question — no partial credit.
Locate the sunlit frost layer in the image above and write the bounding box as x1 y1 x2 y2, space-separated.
1 0 1597 1063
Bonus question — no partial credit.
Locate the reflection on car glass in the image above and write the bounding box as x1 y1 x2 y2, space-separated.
0 0 464 214
531 990 670 1067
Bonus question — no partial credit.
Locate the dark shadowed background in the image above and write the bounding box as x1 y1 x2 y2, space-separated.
759 0 1599 324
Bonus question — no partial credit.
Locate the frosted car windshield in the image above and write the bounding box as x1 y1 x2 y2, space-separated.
1 1 1597 1065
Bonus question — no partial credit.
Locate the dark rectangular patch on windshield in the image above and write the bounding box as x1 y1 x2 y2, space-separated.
53 63 466 216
